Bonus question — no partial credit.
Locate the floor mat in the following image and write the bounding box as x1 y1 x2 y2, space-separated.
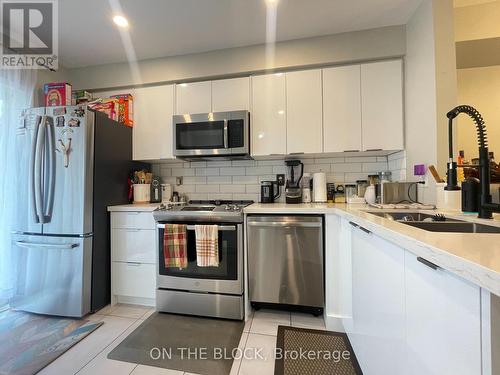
0 310 102 375
274 326 363 375
107 312 244 375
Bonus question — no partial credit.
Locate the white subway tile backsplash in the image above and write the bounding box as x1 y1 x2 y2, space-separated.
207 176 232 184
220 167 246 176
183 176 207 185
332 163 362 173
195 168 220 176
245 166 273 175
246 184 261 193
232 160 256 167
345 156 377 163
190 162 207 168
304 164 331 173
196 184 220 193
220 185 246 193
233 175 259 184
362 162 389 173
272 166 287 174
207 161 232 167
171 168 195 177
153 153 408 201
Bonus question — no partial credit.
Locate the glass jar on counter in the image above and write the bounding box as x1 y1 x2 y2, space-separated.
345 184 357 201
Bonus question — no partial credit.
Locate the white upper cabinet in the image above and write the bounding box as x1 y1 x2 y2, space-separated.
133 85 175 160
251 73 287 156
405 252 481 375
361 60 404 151
286 69 323 154
212 77 250 112
175 81 212 115
323 65 362 153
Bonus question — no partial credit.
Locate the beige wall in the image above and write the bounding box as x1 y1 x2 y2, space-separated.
405 0 457 175
64 26 406 91
457 66 500 160
454 1 500 42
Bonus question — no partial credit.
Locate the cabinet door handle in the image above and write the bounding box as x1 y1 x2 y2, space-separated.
365 148 383 152
343 150 360 153
417 257 440 270
289 152 304 155
359 226 372 235
126 262 141 267
349 221 359 228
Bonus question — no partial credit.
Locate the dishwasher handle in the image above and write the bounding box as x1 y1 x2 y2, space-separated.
247 221 322 228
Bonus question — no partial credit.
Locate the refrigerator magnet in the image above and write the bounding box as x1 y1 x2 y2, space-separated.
52 107 66 116
68 118 80 127
72 107 85 117
56 116 65 127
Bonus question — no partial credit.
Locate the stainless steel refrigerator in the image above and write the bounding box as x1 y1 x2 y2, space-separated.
11 105 140 317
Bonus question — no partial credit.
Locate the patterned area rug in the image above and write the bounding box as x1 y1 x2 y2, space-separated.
274 326 363 375
0 310 102 375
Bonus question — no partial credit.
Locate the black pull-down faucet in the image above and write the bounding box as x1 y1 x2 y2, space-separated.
446 105 500 219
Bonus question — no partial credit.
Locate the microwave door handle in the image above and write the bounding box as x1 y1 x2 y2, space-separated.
223 120 228 149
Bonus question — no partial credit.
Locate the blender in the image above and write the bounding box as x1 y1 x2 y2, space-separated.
285 160 304 204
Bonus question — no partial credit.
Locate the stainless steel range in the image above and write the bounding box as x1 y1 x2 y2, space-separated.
153 200 253 320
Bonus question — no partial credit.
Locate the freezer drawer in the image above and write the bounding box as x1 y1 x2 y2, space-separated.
11 234 92 317
247 215 324 308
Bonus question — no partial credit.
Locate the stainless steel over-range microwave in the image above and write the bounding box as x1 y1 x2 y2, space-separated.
173 110 250 160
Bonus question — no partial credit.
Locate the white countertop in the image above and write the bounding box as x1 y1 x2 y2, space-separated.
244 203 500 296
107 203 160 212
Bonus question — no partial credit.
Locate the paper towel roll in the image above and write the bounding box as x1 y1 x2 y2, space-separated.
313 172 327 203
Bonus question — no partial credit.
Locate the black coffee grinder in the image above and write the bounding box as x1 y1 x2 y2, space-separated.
285 160 304 204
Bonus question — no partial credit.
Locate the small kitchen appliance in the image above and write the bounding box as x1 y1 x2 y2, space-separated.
260 180 280 203
150 176 162 203
285 160 304 204
301 173 312 203
173 111 250 160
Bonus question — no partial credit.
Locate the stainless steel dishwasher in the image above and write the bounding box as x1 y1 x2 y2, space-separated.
247 215 324 315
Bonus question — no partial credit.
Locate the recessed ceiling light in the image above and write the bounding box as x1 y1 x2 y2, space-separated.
113 15 129 28
266 0 278 4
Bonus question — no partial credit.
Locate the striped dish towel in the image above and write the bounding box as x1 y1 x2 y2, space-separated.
163 224 187 269
195 225 219 267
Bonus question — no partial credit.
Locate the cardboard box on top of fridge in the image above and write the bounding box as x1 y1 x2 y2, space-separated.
88 99 117 121
72 90 93 105
110 93 133 127
44 82 72 106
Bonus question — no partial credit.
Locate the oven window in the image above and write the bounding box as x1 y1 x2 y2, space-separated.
158 225 238 280
176 121 225 149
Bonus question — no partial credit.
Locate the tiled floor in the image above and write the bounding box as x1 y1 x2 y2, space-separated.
38 304 325 375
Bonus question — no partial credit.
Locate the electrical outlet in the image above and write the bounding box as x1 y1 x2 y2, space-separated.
277 174 285 186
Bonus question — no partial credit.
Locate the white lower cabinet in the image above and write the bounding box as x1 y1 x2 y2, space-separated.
330 216 485 375
349 222 406 375
405 252 482 375
110 211 156 306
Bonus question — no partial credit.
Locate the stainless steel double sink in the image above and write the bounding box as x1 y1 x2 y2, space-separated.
366 211 500 233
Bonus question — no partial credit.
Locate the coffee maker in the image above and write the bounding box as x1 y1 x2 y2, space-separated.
285 160 304 204
260 180 280 203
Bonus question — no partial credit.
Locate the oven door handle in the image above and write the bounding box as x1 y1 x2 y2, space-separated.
157 224 236 231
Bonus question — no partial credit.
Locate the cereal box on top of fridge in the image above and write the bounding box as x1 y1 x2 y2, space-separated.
44 82 72 106
110 94 133 127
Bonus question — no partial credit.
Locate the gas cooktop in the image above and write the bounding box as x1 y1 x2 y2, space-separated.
153 200 254 223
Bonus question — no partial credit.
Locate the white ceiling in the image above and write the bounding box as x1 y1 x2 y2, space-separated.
59 0 422 68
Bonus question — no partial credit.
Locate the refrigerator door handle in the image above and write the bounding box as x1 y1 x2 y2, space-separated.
29 117 40 223
15 241 79 250
44 117 56 222
34 116 47 224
